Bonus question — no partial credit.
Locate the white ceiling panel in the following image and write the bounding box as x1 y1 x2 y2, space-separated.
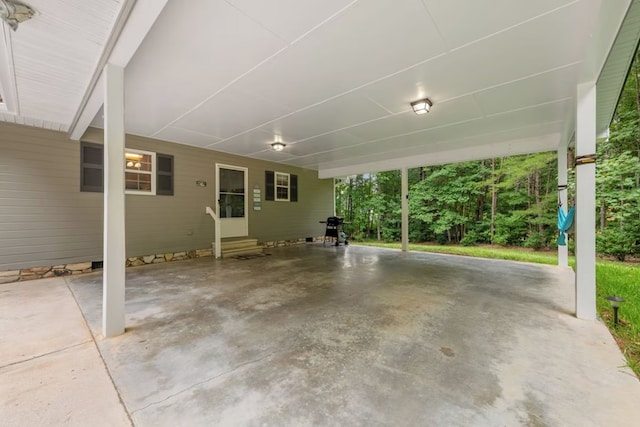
172 86 292 140
227 0 356 43
362 2 593 114
285 131 365 157
422 0 575 49
319 128 563 171
123 0 287 136
258 92 391 142
154 127 221 148
208 128 276 155
236 0 446 112
474 63 581 115
345 96 483 142
248 150 298 163
304 102 570 167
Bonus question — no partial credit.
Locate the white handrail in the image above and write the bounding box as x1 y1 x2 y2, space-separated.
205 206 221 259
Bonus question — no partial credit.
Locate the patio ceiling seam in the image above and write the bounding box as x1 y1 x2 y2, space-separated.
448 0 581 53
203 52 448 149
216 60 583 154
316 121 565 171
151 0 361 140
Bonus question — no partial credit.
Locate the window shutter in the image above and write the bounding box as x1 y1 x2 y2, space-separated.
156 153 174 196
265 170 274 201
80 142 103 192
290 174 298 202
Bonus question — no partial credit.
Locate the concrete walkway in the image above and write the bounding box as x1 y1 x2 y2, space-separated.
0 277 131 426
3 244 640 426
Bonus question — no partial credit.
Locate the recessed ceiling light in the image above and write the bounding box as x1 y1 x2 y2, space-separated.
411 98 432 115
271 142 286 152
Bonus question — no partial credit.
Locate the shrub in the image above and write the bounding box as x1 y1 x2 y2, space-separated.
492 234 509 246
597 226 638 261
435 233 448 245
524 232 546 251
460 230 481 246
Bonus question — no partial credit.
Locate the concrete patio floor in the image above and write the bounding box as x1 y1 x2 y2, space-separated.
3 244 640 426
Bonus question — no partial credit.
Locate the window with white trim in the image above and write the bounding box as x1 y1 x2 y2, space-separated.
265 170 298 202
275 172 290 201
80 143 174 195
125 149 156 194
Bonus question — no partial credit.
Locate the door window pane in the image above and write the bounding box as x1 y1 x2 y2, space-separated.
219 167 245 218
220 194 245 218
220 169 244 193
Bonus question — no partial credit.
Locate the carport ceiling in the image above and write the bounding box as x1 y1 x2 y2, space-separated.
1 1 638 177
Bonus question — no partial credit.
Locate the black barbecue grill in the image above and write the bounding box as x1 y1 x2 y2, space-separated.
323 216 348 246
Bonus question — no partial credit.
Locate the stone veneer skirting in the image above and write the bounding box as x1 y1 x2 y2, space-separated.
0 237 328 284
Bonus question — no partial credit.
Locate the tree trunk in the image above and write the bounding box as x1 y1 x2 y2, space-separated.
476 161 485 221
535 169 543 234
600 200 606 230
491 158 497 243
634 52 640 159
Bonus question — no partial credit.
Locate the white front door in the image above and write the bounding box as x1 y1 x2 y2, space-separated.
216 164 248 238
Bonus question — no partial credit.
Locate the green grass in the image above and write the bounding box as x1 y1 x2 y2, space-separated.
353 240 640 376
355 241 565 265
596 263 640 375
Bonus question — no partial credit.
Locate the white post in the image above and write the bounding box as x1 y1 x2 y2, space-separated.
401 168 409 252
575 82 597 320
557 145 569 268
205 206 221 259
103 63 126 337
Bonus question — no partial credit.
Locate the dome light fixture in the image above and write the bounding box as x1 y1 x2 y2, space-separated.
271 142 286 152
411 98 433 115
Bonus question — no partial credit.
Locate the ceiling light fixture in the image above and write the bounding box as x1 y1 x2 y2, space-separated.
411 98 432 115
271 142 286 152
0 0 36 31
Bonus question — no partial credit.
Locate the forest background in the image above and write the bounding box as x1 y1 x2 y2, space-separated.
335 55 640 262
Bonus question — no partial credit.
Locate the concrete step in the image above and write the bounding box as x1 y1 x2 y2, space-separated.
215 238 263 258
220 239 259 251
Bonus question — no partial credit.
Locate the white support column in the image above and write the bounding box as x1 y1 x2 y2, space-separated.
103 63 126 337
557 145 569 268
401 168 409 252
575 82 597 320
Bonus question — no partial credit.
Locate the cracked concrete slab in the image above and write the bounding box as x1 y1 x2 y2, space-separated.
64 244 640 426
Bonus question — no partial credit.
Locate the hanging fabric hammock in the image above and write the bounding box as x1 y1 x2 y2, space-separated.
557 206 575 245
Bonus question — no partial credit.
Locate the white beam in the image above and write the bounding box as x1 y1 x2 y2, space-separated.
318 135 560 179
69 75 104 141
103 64 126 338
574 82 597 320
557 145 569 268
401 168 409 252
68 0 171 140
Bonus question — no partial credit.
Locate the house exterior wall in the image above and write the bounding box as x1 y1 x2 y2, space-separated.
0 123 334 271
1 123 103 271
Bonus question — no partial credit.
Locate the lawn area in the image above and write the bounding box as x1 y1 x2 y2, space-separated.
354 241 640 377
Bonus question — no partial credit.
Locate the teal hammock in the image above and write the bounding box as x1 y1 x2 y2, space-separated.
557 206 575 246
